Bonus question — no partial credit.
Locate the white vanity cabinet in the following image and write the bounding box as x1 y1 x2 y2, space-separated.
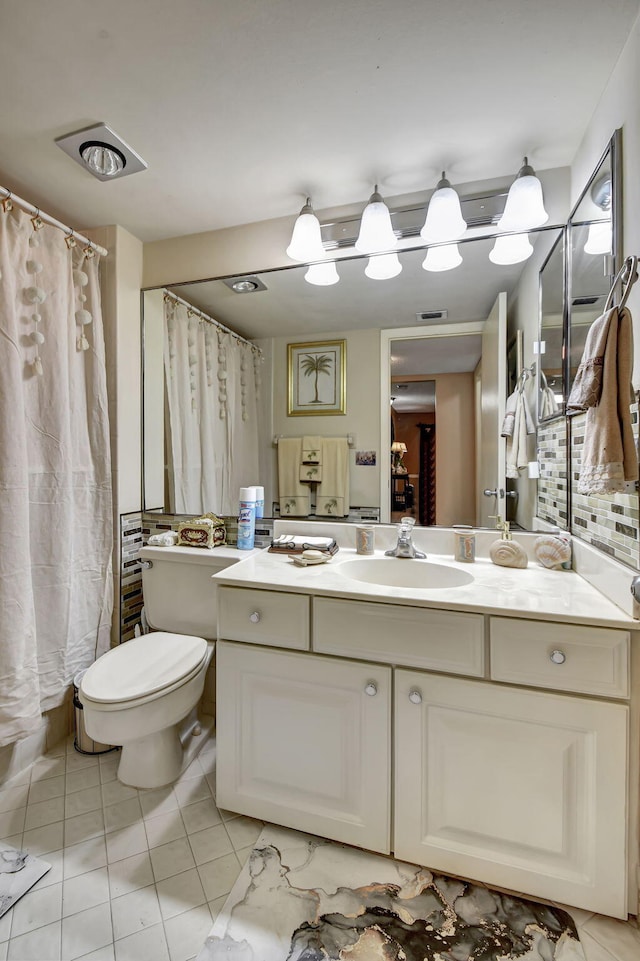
216 641 392 853
394 669 628 917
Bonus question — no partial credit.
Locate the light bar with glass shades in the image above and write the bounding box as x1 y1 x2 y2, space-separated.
286 156 552 284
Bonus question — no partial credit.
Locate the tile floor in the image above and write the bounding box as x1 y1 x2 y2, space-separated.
0 734 639 961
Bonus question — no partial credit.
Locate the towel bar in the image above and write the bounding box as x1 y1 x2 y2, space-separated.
273 434 355 447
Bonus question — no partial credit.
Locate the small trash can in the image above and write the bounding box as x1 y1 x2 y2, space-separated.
73 670 117 756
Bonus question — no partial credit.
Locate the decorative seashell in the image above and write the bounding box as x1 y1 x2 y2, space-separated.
75 309 92 326
26 260 43 274
534 535 571 570
73 269 89 287
26 286 46 304
489 540 528 569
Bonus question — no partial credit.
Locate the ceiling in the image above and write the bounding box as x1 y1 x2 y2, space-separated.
0 0 638 243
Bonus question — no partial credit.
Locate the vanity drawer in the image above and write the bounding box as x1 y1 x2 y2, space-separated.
217 587 310 650
489 617 629 698
313 597 484 677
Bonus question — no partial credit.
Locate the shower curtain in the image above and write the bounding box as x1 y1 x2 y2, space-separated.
164 298 260 515
0 209 113 747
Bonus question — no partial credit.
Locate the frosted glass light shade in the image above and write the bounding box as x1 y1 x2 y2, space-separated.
489 233 533 265
286 200 325 262
584 220 612 255
497 159 549 231
355 187 398 254
422 243 462 272
304 261 340 286
420 174 467 243
365 252 402 280
81 143 125 177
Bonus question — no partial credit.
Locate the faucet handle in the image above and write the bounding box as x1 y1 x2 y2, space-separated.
399 516 416 529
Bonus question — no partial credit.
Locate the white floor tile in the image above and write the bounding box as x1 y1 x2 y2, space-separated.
180 799 221 835
149 837 196 882
0 941 7 961
581 915 640 959
105 823 148 864
63 837 108 880
65 785 102 819
28 775 66 805
176 759 204 783
9 881 62 938
7 919 61 961
0 809 25 838
98 758 119 785
108 852 154 899
188 823 233 866
31 848 63 890
30 756 66 782
77 945 115 961
139 787 179 821
65 753 99 775
224 815 262 850
61 902 113 961
197 851 242 902
217 808 239 822
579 929 619 961
111 883 162 941
155 868 206 921
173 777 211 809
23 795 65 831
64 808 105 847
235 843 254 867
21 821 65 857
65 768 101 796
207 894 228 922
104 798 143 834
100 779 138 808
63 866 110 917
163 903 212 961
143 811 186 850
0 785 29 814
113 922 169 961
0 906 12 943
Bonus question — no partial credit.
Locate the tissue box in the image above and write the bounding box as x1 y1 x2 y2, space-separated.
177 513 227 549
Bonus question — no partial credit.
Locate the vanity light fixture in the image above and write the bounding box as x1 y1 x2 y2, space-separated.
365 251 403 280
286 198 326 262
304 261 340 286
420 172 467 243
497 158 549 232
489 232 534 265
584 173 612 255
355 186 398 254
422 243 463 272
55 123 147 181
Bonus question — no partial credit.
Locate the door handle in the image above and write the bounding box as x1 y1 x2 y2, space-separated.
483 489 505 498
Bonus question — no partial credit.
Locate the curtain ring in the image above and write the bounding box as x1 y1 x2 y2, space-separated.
64 229 77 249
83 243 96 258
31 208 44 231
1 191 13 213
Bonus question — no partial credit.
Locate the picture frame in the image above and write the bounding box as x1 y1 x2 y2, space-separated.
287 340 346 416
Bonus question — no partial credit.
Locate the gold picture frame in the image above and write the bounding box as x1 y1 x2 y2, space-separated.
287 340 346 416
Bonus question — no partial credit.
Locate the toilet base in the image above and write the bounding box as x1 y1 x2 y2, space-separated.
117 712 215 789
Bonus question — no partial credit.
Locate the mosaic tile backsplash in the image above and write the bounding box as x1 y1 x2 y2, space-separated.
536 418 568 530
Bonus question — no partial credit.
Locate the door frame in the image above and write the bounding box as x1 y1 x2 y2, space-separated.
379 322 484 524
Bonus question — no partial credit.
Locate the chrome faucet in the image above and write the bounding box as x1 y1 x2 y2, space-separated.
385 516 426 559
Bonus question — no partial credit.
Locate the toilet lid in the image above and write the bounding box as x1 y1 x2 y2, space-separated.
80 632 208 704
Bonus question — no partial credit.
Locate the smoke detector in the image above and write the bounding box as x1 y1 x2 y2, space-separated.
55 123 147 181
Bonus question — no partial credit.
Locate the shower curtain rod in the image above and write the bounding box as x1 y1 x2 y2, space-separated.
0 185 108 257
163 289 261 355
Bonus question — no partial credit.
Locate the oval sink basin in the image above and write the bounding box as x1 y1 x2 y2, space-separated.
339 557 474 590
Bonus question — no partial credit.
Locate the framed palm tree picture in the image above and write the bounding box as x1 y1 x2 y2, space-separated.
287 340 346 416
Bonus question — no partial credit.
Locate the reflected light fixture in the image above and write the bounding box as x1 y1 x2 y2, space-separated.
420 172 467 243
286 198 326 262
355 185 398 254
489 232 533 265
497 157 549 232
422 243 463 272
365 252 402 280
584 219 612 255
304 261 340 286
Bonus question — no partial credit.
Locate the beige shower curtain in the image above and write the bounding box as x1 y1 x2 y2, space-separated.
0 209 113 746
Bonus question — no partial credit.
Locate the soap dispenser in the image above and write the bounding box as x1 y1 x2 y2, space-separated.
489 516 528 569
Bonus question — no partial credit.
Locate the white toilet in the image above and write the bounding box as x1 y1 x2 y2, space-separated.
79 545 241 789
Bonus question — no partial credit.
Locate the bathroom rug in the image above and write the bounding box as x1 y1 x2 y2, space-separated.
0 842 50 918
197 824 584 960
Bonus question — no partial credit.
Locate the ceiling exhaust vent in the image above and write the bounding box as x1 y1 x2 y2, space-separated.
416 309 448 323
572 295 602 307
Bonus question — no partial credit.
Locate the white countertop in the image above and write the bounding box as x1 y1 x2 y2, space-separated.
213 546 637 629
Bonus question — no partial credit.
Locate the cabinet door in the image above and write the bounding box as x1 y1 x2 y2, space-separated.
217 641 391 853
394 670 628 917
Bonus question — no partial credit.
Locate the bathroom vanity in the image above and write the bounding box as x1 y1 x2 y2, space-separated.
212 526 638 920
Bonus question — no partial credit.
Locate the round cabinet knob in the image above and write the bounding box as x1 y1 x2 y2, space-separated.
249 611 261 623
550 649 566 665
364 682 378 697
409 689 422 704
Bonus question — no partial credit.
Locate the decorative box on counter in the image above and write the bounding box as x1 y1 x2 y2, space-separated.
177 513 227 548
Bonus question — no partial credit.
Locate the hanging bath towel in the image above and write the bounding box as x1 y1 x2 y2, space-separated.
316 437 350 516
278 438 310 516
505 389 535 478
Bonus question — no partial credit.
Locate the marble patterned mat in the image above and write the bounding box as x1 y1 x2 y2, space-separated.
0 842 50 919
197 825 585 960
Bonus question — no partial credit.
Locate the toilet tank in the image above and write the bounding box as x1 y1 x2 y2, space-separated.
139 545 249 640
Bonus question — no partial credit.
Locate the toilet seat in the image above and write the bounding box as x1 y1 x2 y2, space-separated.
80 632 209 706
